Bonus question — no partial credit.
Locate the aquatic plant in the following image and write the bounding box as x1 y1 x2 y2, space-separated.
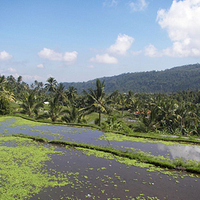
0 137 78 200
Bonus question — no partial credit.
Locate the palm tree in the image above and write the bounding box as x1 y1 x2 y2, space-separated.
56 83 68 105
45 77 58 94
62 106 83 123
20 91 43 117
107 90 127 116
66 86 77 105
47 96 68 122
17 76 22 84
81 79 109 126
107 90 120 109
0 75 7 91
175 101 198 135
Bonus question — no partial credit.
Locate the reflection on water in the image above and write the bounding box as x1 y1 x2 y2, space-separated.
1 118 200 162
157 143 200 161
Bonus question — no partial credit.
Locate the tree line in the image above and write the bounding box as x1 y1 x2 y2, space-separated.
0 74 200 136
62 63 200 94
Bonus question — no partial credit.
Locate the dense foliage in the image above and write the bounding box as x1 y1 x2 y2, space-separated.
62 63 200 94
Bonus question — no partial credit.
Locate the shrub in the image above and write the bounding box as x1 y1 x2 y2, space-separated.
0 96 12 115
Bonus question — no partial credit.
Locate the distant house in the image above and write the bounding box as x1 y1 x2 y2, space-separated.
134 110 151 116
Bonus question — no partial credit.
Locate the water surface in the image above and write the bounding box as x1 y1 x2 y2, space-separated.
1 117 200 162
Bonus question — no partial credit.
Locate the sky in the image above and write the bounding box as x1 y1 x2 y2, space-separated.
1 0 200 83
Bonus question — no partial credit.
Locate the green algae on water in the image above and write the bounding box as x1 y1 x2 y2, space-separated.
99 132 186 146
78 146 200 179
0 136 77 200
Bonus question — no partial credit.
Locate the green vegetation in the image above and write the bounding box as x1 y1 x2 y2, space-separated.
1 70 200 136
62 63 200 93
80 79 110 126
0 136 79 200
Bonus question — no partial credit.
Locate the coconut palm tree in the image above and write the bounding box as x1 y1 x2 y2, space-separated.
20 91 43 117
17 76 22 84
66 86 77 105
107 90 128 116
47 96 68 122
45 77 58 94
81 79 109 126
56 83 68 105
61 106 83 123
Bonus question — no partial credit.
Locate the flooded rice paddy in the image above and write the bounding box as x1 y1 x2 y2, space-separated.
1 117 200 199
1 117 200 161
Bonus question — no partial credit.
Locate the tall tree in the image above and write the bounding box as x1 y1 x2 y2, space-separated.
62 106 83 123
81 79 109 126
45 77 58 94
20 91 43 117
47 96 67 122
17 76 22 84
66 86 77 105
56 83 67 104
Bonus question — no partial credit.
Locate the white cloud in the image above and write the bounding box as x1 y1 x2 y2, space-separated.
37 64 44 68
129 0 148 11
63 51 78 62
38 48 62 61
90 54 118 64
0 68 44 83
157 0 200 57
144 44 162 57
0 68 19 79
103 0 118 7
108 34 134 55
38 48 78 63
8 67 17 73
0 51 12 61
22 75 45 82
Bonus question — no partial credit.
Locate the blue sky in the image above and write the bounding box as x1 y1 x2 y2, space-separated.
0 0 200 83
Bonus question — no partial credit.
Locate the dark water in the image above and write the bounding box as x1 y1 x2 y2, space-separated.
32 146 200 200
1 118 200 161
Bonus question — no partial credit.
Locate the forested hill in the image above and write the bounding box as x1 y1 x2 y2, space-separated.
62 63 200 94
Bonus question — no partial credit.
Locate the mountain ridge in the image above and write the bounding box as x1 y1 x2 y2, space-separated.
62 63 200 94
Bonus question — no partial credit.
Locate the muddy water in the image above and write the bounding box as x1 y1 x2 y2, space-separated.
1 118 200 161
